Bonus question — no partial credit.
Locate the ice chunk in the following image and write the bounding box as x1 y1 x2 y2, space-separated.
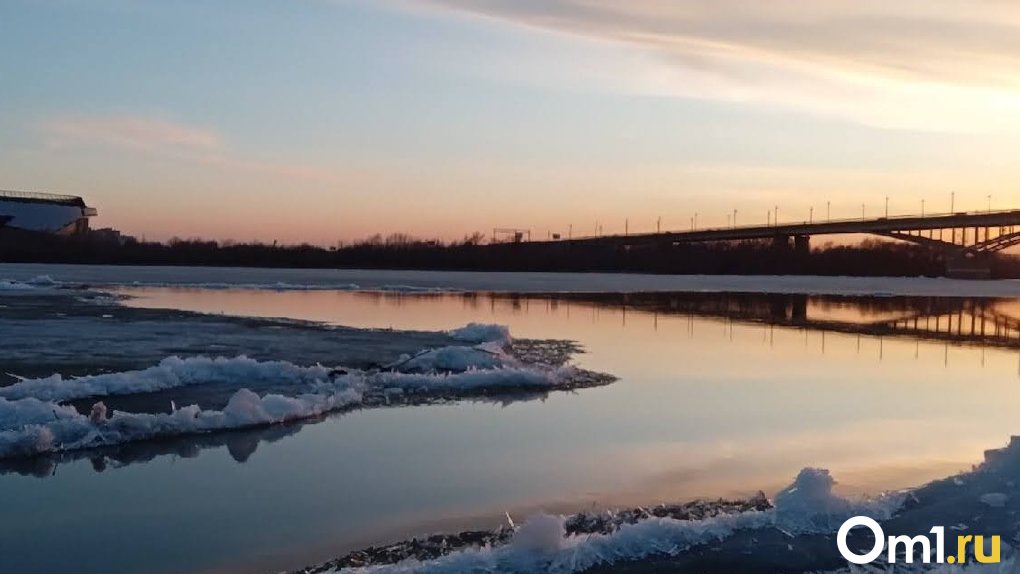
390 345 517 373
774 468 849 518
0 356 335 402
980 492 1009 508
89 402 108 423
0 353 584 459
0 275 61 290
447 323 512 345
511 514 566 555
0 384 365 459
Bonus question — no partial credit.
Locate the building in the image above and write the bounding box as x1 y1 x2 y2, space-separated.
0 190 98 235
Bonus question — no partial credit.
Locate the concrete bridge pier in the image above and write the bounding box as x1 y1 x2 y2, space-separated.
794 235 810 255
770 235 810 254
771 235 791 249
768 295 809 321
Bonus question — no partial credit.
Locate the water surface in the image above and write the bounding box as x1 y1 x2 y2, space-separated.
3 268 1020 574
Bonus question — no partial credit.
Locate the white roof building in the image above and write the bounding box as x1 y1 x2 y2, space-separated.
0 190 98 235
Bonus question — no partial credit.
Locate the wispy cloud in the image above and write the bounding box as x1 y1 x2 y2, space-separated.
44 116 221 152
416 0 1020 132
42 116 339 183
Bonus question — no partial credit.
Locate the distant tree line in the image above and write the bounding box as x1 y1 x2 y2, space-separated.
3 227 1019 277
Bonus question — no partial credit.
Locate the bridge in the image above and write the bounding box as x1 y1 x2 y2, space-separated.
547 209 1020 278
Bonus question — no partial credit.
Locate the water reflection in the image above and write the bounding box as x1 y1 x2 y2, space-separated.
6 387 597 480
0 418 307 478
510 292 1020 349
7 287 1019 574
119 287 1020 350
106 288 1020 499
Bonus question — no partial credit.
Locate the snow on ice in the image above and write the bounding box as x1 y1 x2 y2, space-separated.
0 275 60 291
326 466 902 574
448 323 512 345
0 324 594 459
0 356 338 402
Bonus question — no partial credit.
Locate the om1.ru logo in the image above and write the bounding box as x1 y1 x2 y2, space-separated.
838 516 1000 565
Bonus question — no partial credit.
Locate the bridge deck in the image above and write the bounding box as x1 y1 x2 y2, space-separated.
558 209 1020 245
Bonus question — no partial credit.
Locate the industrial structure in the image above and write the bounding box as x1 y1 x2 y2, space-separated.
0 190 97 235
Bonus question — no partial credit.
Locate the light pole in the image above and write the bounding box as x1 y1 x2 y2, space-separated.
988 194 992 212
694 212 698 230
827 200 831 222
733 209 737 228
950 191 955 213
921 199 925 217
809 206 814 224
861 204 865 220
657 216 661 233
767 211 771 227
885 196 889 218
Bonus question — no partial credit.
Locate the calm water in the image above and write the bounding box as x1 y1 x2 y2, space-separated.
4 270 1020 574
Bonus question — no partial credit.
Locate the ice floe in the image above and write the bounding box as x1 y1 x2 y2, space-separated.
310 466 901 574
0 275 60 291
0 323 610 459
0 385 363 459
0 356 336 402
0 362 582 458
448 323 512 345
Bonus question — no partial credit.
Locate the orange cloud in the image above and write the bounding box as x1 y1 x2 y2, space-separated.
44 116 221 152
42 116 341 184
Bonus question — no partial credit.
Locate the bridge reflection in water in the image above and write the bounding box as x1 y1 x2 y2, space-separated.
488 292 1020 351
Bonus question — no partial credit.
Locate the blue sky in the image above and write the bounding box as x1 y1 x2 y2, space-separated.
2 0 1019 243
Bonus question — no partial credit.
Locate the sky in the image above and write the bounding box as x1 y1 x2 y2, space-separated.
2 0 1020 244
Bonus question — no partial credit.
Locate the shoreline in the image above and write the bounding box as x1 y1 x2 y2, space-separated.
5 263 1020 297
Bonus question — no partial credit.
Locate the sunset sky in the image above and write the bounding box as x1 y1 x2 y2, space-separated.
3 0 1020 244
